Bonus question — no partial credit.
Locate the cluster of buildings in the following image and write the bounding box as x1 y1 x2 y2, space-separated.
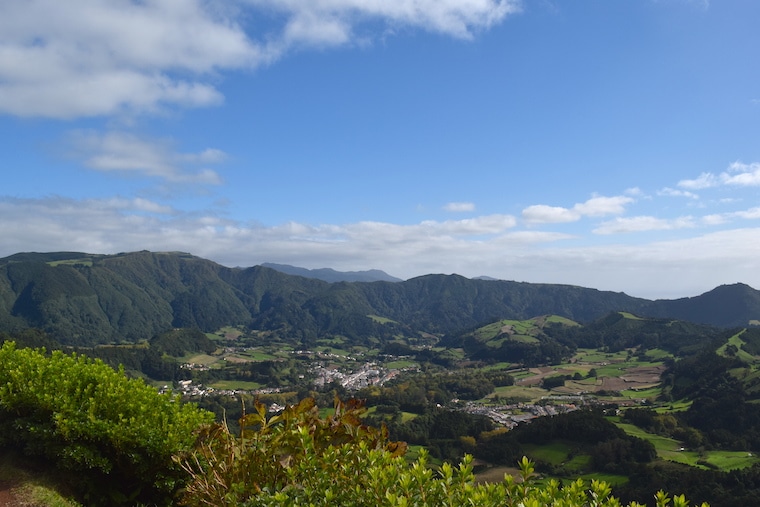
462 400 579 428
312 362 402 390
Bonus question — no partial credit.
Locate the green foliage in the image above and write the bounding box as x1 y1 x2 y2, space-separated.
151 327 217 356
0 341 213 506
179 397 702 507
3 250 752 351
177 397 407 506
546 312 721 356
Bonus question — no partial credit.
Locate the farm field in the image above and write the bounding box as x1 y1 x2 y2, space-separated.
612 420 760 471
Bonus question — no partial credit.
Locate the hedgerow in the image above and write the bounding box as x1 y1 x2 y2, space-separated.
0 341 213 506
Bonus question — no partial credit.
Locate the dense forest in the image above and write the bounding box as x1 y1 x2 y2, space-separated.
1 250 759 347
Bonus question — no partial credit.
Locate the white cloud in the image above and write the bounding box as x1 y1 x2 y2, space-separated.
678 172 717 190
701 214 727 226
67 130 224 185
106 197 175 215
0 0 262 118
251 0 522 45
0 0 519 118
4 195 760 299
677 162 760 191
443 201 476 212
593 216 696 235
658 187 698 199
735 207 760 219
698 206 760 227
723 161 760 186
522 204 579 224
573 195 633 216
522 194 633 224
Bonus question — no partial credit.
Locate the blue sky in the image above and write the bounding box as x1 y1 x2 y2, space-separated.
2 0 760 299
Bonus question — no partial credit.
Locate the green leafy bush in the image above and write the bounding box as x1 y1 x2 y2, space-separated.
179 397 706 507
0 341 213 506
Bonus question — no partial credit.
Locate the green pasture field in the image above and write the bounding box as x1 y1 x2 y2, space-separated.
578 472 629 486
522 442 574 465
643 348 673 360
619 312 645 320
474 319 538 343
47 258 93 267
565 454 592 469
485 337 509 348
486 385 548 402
544 315 580 326
594 364 628 378
384 359 417 369
400 411 418 423
654 399 693 413
430 347 466 359
572 349 629 363
224 349 278 361
716 330 748 357
209 380 263 390
620 386 662 400
510 370 535 381
511 334 540 344
612 420 760 470
183 353 220 366
317 336 348 346
368 315 397 324
317 346 351 356
211 326 246 340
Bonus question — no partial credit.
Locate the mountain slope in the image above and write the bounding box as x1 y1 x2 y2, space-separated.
646 283 760 328
1 251 758 346
261 263 402 283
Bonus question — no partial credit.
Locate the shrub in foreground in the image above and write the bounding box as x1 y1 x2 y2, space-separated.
178 397 707 507
0 341 213 506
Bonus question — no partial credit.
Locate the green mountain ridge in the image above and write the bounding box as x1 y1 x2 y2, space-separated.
261 262 403 283
1 250 758 346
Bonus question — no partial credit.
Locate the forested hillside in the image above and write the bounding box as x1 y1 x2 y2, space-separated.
1 251 758 346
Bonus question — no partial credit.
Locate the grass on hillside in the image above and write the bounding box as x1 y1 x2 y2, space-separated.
183 353 220 365
522 442 575 466
0 452 81 507
717 330 754 363
612 420 760 471
619 386 662 400
578 472 629 487
209 380 263 390
384 359 417 369
654 399 693 412
368 314 397 324
572 349 629 363
47 258 93 267
233 350 278 361
544 315 580 326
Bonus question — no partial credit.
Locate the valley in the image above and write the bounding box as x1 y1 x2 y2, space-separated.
4 251 760 505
